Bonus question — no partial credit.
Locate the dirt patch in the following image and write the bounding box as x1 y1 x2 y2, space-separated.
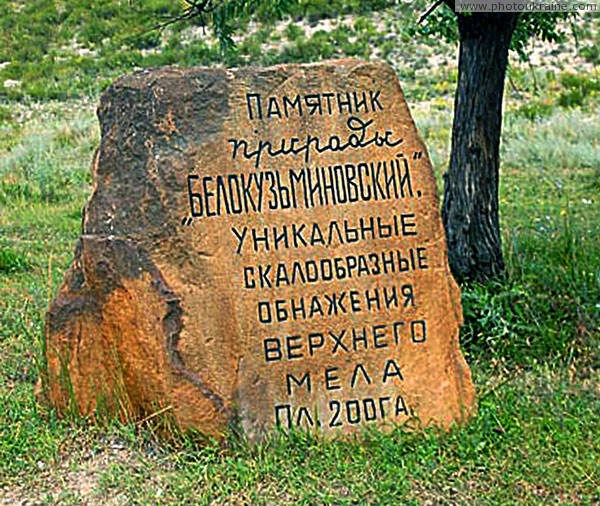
1 444 139 506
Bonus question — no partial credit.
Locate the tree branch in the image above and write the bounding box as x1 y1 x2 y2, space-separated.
145 0 215 34
419 0 444 24
146 8 196 34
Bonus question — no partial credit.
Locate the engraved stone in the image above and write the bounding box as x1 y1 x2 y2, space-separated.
44 60 476 439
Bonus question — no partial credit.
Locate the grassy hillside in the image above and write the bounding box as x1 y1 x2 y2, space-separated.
0 1 598 504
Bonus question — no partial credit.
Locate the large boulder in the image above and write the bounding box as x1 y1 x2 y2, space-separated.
45 60 475 439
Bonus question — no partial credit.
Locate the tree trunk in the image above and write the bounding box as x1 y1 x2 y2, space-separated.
442 13 519 282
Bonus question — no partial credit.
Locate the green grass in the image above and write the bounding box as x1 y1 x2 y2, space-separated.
1 0 599 503
1 367 597 504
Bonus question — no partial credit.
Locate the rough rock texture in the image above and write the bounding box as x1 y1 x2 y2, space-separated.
45 60 475 439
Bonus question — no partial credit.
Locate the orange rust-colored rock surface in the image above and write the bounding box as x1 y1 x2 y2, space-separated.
45 60 476 439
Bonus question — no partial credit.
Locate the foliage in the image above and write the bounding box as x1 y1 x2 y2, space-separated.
417 3 574 61
174 0 298 52
510 12 575 61
557 72 600 107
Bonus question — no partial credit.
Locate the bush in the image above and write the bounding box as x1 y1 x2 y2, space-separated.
558 72 600 108
0 247 29 273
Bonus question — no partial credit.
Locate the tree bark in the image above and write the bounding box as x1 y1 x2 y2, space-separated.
442 13 519 282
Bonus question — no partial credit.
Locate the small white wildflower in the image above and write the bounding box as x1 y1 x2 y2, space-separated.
3 79 20 88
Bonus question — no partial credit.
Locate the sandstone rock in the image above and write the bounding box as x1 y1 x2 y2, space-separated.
45 60 475 439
